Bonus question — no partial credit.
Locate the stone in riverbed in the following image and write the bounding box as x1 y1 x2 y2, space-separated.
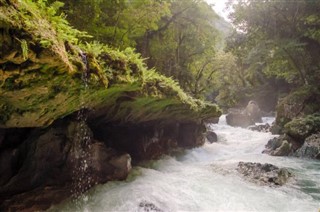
226 112 254 128
248 123 270 132
262 135 296 156
138 200 163 212
226 100 263 128
205 131 218 143
237 162 292 186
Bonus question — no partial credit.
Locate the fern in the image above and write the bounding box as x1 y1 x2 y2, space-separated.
80 41 107 57
20 39 28 60
14 37 29 60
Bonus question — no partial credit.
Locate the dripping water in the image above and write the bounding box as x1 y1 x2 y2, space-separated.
70 51 93 207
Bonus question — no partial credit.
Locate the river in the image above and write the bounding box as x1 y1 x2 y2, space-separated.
52 116 320 211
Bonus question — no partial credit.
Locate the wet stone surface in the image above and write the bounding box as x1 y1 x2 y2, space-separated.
138 200 163 212
237 162 293 186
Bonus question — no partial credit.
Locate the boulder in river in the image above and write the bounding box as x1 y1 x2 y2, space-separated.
138 200 163 212
262 135 297 156
226 100 263 128
294 133 320 159
244 100 263 123
205 131 218 143
237 162 292 186
226 112 254 128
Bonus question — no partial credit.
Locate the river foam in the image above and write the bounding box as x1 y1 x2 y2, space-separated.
51 115 320 212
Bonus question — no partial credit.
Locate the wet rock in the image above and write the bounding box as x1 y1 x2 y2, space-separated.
284 113 320 141
0 120 132 210
226 112 254 128
86 142 131 183
270 123 282 135
93 121 205 161
295 133 320 159
178 123 205 147
0 186 72 212
263 135 296 156
205 131 218 143
244 100 262 123
272 140 292 156
138 200 163 212
248 123 270 132
226 100 263 128
237 162 292 186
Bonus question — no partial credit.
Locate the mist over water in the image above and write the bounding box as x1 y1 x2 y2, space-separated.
52 116 320 212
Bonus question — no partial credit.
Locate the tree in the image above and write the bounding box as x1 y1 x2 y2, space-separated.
146 0 220 98
228 0 320 86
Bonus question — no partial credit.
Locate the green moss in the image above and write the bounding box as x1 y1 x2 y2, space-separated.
284 113 320 141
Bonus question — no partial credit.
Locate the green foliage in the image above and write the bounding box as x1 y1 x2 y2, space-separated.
229 0 320 86
80 41 107 58
147 0 219 98
56 0 170 48
218 0 320 109
16 0 91 45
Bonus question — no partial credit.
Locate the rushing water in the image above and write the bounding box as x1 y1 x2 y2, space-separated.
52 116 320 212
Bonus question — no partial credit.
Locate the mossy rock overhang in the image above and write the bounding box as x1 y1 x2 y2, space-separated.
0 1 221 128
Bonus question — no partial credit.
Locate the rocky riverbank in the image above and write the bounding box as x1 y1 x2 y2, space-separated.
263 87 320 159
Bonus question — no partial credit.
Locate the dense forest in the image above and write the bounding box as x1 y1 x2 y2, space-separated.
44 0 320 111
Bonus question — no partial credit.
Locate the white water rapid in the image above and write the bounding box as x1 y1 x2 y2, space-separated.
52 116 320 212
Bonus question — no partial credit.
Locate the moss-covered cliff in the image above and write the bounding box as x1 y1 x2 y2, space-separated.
0 0 220 128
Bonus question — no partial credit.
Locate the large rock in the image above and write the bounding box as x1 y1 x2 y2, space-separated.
205 131 218 143
284 113 320 141
237 162 292 186
244 100 262 123
295 133 320 159
226 112 254 128
262 135 297 156
226 100 263 128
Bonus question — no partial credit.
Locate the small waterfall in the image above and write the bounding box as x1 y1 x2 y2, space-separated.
71 52 93 206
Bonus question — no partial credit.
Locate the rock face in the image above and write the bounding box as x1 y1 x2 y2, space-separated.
295 133 320 159
226 100 262 128
0 120 132 210
237 162 292 186
90 121 207 161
